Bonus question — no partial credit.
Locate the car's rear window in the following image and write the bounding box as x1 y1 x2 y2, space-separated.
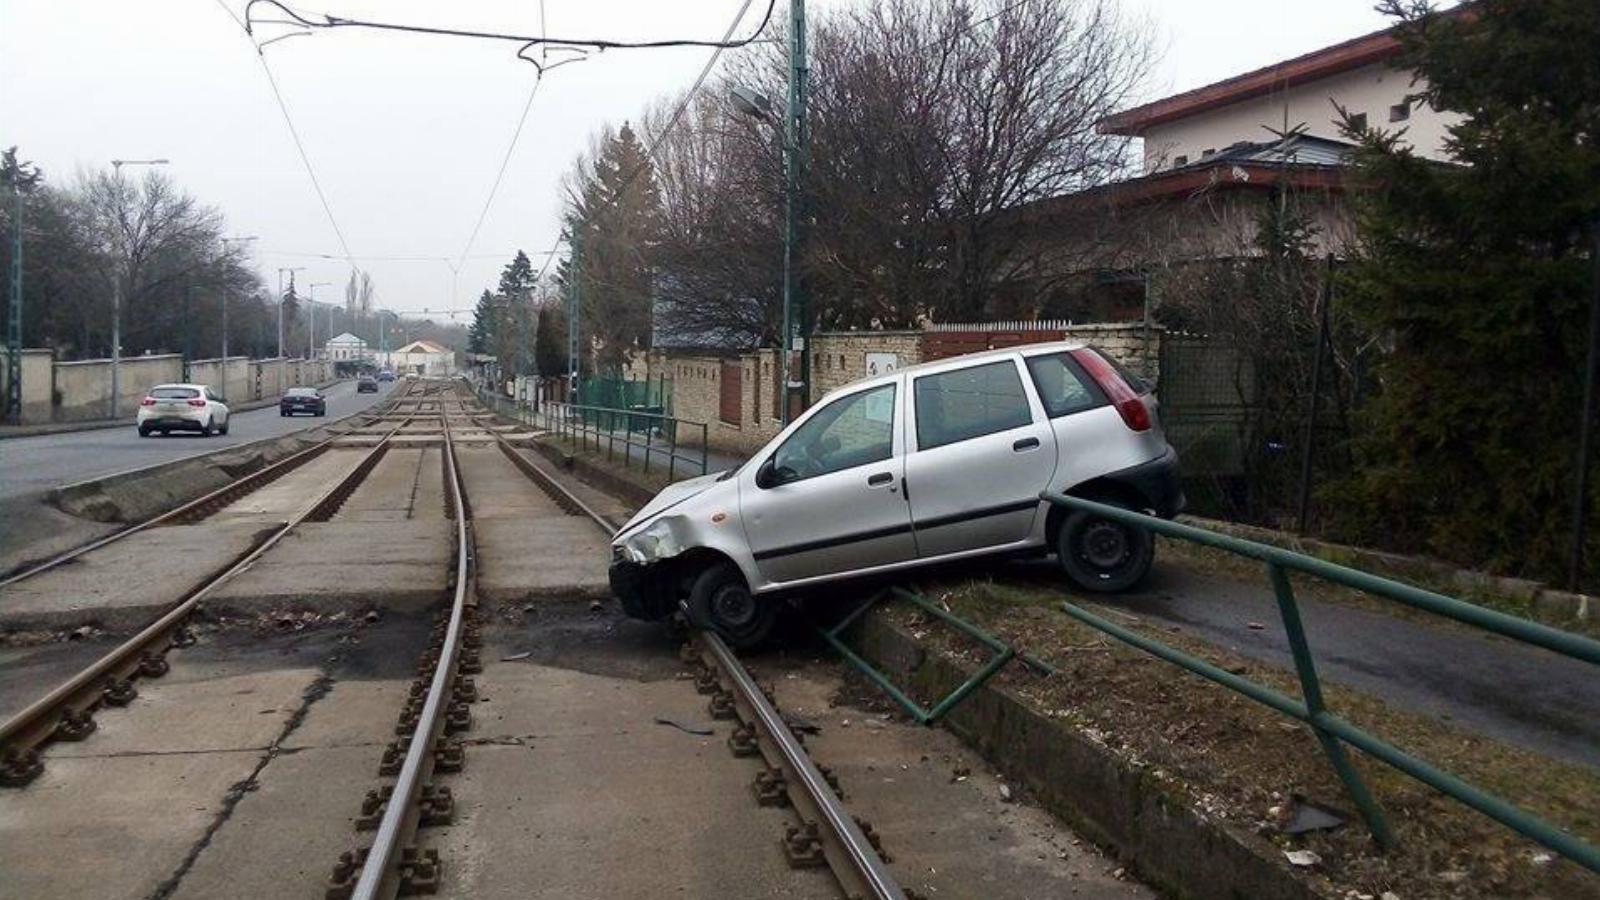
286 388 316 397
1024 352 1107 418
151 387 199 399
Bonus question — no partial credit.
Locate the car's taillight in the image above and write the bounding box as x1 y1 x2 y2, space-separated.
1069 347 1151 432
140 397 156 407
187 398 207 407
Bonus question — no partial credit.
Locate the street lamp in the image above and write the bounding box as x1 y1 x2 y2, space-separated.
218 236 257 401
107 157 169 419
277 267 305 358
731 1 808 423
308 281 332 360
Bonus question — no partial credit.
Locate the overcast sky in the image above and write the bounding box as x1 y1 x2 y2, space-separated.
0 1 1398 321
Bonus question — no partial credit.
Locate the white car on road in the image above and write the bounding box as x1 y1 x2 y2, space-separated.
136 384 230 437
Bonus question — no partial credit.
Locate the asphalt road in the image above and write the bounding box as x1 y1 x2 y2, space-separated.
1103 559 1600 769
0 380 394 501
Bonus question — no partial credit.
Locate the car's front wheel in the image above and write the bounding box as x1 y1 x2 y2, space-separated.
1056 505 1154 593
687 562 777 649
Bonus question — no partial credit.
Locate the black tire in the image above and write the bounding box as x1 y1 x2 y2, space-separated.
687 562 776 649
138 425 152 438
1056 505 1154 593
219 418 229 436
280 410 289 417
202 417 215 437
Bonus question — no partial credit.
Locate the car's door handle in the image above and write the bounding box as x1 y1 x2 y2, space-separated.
1013 437 1041 452
867 472 894 487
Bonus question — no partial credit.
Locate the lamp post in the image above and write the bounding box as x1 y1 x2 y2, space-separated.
7 177 22 426
277 266 305 358
107 158 169 419
218 236 257 400
730 0 808 423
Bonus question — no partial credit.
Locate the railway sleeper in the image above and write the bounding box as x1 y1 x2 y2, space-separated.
0 748 44 787
101 677 138 707
752 767 788 807
781 822 827 869
727 723 758 757
355 783 455 831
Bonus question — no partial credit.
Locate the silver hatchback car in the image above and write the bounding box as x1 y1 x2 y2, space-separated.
609 341 1183 645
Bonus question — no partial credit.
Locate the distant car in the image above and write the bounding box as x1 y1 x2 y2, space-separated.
376 370 396 383
404 372 419 381
357 376 379 393
137 384 230 437
280 387 327 417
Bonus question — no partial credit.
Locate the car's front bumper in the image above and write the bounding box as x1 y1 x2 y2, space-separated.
609 558 677 621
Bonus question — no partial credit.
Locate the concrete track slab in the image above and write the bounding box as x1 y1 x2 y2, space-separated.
0 521 277 631
332 448 445 524
428 659 838 900
454 446 561 518
473 517 610 603
761 660 1155 900
210 449 370 523
0 665 317 900
208 521 451 616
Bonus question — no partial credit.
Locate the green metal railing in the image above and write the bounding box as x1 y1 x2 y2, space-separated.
1041 491 1600 872
551 402 708 479
820 586 1055 725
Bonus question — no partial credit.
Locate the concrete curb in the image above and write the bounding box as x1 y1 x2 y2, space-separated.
1179 515 1597 636
0 378 347 441
848 611 1328 900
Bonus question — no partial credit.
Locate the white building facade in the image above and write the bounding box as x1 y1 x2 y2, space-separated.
383 340 456 377
325 332 369 363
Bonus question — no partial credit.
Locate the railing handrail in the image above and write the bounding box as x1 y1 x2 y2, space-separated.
551 400 704 429
1038 489 1600 874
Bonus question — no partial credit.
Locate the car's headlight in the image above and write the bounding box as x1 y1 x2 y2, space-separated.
620 517 684 564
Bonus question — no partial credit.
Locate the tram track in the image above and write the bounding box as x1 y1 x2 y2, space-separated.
0 383 432 787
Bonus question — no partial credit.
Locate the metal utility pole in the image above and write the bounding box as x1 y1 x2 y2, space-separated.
277 266 305 358
181 275 192 382
219 236 257 400
7 180 22 426
782 0 810 424
308 282 332 362
566 232 582 403
107 158 168 419
1569 222 1600 591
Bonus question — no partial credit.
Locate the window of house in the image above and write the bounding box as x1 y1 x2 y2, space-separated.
1389 101 1409 122
1348 111 1368 131
914 360 1033 450
770 383 896 482
1201 148 1215 158
1173 154 1188 166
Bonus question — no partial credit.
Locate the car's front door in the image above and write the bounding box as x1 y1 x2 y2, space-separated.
738 381 914 585
904 357 1056 557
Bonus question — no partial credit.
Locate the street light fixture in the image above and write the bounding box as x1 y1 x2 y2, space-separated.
107 158 169 420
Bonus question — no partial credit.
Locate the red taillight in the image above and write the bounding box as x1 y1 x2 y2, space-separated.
140 397 157 407
187 398 207 407
1070 347 1151 432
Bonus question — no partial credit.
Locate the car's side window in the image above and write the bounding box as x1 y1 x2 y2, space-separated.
1024 352 1106 418
771 383 896 483
913 360 1033 450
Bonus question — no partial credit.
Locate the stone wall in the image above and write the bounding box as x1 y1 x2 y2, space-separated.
0 349 54 422
53 354 184 422
808 331 925 400
658 351 786 454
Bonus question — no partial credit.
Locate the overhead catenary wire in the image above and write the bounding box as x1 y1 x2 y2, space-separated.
211 0 357 267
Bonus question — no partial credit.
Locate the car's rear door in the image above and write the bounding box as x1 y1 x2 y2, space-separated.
903 357 1056 557
737 379 914 585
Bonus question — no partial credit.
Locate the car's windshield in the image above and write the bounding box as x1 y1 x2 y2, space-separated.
150 387 199 399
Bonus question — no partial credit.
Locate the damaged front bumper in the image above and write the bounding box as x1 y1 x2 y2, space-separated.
608 555 678 621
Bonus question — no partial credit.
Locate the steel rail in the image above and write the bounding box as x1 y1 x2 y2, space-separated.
466 385 904 900
0 381 424 588
350 400 472 900
0 405 425 783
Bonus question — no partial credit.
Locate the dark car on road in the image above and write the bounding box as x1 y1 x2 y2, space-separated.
280 387 327 416
357 376 379 394
376 370 396 383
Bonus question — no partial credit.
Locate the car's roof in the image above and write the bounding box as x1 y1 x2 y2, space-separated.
834 339 1089 395
150 383 208 390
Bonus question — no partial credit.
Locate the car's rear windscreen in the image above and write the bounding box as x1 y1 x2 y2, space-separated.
151 387 200 399
285 389 316 397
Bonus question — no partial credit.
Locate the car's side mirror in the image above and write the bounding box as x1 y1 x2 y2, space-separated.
755 457 779 490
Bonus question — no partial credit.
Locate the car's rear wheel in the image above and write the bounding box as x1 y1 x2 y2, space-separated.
219 418 229 436
138 425 152 438
202 417 215 437
687 562 776 649
1056 505 1154 593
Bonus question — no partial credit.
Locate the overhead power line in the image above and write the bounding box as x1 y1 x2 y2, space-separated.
212 0 357 266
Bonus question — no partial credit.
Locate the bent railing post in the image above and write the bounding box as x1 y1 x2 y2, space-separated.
1266 561 1394 849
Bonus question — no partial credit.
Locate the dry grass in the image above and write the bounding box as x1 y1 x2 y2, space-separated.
879 577 1600 900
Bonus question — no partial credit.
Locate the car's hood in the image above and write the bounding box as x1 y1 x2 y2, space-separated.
615 472 727 540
